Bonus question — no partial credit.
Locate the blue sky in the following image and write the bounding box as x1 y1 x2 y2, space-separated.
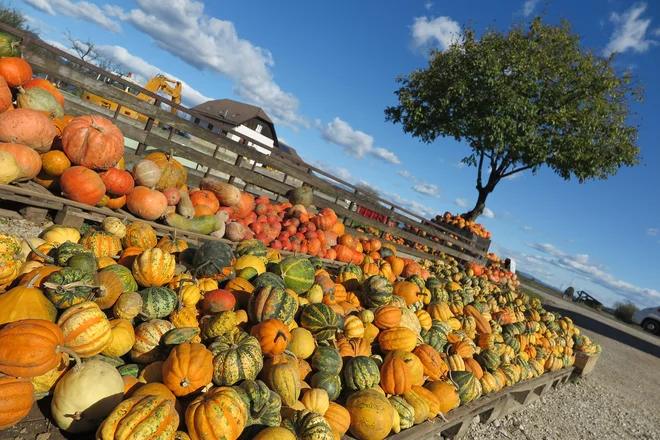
18 0 660 308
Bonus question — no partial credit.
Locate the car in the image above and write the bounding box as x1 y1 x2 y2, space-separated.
632 306 660 334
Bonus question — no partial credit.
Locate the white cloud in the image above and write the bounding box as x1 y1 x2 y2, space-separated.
647 228 659 236
455 198 468 208
522 0 538 16
425 2 433 10
603 3 658 56
23 0 56 15
318 117 400 164
530 242 660 307
453 162 466 169
412 183 441 198
523 225 533 231
411 16 462 52
356 180 381 196
24 15 57 34
94 45 211 107
654 28 660 36
36 0 306 128
397 170 416 180
29 0 122 32
482 207 495 219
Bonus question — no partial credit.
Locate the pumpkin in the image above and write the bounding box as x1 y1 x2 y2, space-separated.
60 166 106 205
287 328 316 360
62 115 123 170
464 357 484 380
233 378 282 432
185 386 248 440
192 241 235 280
361 275 392 307
0 108 56 153
51 359 124 433
139 286 178 319
0 74 11 113
250 318 291 357
17 86 64 119
80 230 122 258
133 248 176 288
402 388 430 424
281 409 334 440
101 318 135 358
0 319 77 378
145 150 187 191
0 374 34 430
209 330 263 386
122 221 158 250
157 233 189 254
101 217 126 240
42 267 95 309
310 372 342 402
99 167 134 196
276 256 315 294
343 356 380 391
201 288 236 314
0 149 20 183
384 350 424 386
0 57 31 87
254 427 296 440
132 159 162 187
0 142 41 180
57 301 112 358
343 315 365 339
451 370 482 405
40 225 80 245
265 360 301 407
248 285 297 325
190 189 220 212
300 303 339 342
413 344 446 381
30 356 69 398
345 388 392 440
96 395 179 440
301 388 330 415
464 304 492 334
162 343 214 396
424 381 460 414
324 402 350 436
127 186 169 221
23 78 65 106
377 327 417 353
131 319 175 364
380 357 411 395
0 274 57 324
373 305 402 330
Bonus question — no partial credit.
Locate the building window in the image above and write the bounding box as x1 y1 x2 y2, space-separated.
256 124 263 133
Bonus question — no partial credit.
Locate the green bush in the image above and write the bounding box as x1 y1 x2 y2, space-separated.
614 301 638 324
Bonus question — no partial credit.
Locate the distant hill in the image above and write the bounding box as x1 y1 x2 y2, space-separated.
517 272 562 293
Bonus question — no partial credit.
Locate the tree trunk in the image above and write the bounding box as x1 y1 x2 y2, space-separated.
462 187 491 222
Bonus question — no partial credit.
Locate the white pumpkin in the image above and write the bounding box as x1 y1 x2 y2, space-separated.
0 150 20 184
51 359 124 433
102 217 126 239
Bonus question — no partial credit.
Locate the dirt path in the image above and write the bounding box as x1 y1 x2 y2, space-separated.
465 286 660 440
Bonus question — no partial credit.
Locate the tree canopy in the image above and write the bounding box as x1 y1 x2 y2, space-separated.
385 17 642 220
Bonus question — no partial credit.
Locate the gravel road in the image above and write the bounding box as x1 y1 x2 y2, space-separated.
465 286 660 440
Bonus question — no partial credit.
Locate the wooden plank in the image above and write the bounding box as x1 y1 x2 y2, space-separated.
573 353 599 377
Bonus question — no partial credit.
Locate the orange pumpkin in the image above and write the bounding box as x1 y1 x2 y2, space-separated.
0 76 11 113
99 167 135 197
380 357 412 395
126 186 168 221
250 318 291 357
60 166 106 205
145 150 187 191
0 57 32 87
190 190 220 212
392 281 420 306
41 150 71 176
0 108 56 153
385 256 404 276
162 343 214 397
62 115 124 170
413 344 447 381
194 204 216 218
0 374 34 430
373 305 402 330
106 194 127 210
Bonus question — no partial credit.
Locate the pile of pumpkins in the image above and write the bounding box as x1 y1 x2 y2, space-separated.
0 218 599 440
432 213 492 239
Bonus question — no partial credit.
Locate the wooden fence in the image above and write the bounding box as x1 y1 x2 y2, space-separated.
0 22 490 263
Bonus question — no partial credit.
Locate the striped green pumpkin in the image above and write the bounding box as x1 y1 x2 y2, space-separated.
338 262 363 281
252 272 287 290
405 274 425 292
162 327 200 346
389 395 415 430
517 358 531 381
528 359 544 378
477 348 501 371
139 286 178 319
276 256 315 294
248 285 297 324
117 364 139 377
209 330 263 386
311 346 342 375
451 370 482 405
282 409 334 440
235 239 267 259
310 372 341 401
480 371 498 395
503 333 521 353
300 303 339 341
491 368 506 390
499 363 517 387
361 275 393 307
42 267 95 309
233 379 282 438
101 264 139 292
343 356 380 391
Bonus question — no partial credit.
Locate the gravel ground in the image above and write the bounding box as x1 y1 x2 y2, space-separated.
2 215 658 440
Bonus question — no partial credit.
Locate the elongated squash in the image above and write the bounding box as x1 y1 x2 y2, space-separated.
163 212 224 234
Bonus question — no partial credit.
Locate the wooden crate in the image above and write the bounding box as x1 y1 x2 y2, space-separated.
573 352 600 377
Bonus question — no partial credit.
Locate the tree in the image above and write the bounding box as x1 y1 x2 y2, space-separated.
0 1 38 34
385 17 642 221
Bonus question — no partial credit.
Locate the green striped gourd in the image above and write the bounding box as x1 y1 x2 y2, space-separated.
139 286 178 319
275 256 315 294
311 346 343 375
310 372 341 401
388 396 415 430
209 330 263 386
451 370 482 405
342 356 380 391
248 285 297 324
300 303 339 341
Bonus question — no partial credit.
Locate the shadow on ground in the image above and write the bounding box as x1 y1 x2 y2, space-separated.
545 303 660 359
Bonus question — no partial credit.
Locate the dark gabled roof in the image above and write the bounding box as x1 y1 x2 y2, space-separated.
191 99 273 126
278 142 303 161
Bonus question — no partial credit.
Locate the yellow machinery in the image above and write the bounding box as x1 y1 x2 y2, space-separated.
82 74 182 123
